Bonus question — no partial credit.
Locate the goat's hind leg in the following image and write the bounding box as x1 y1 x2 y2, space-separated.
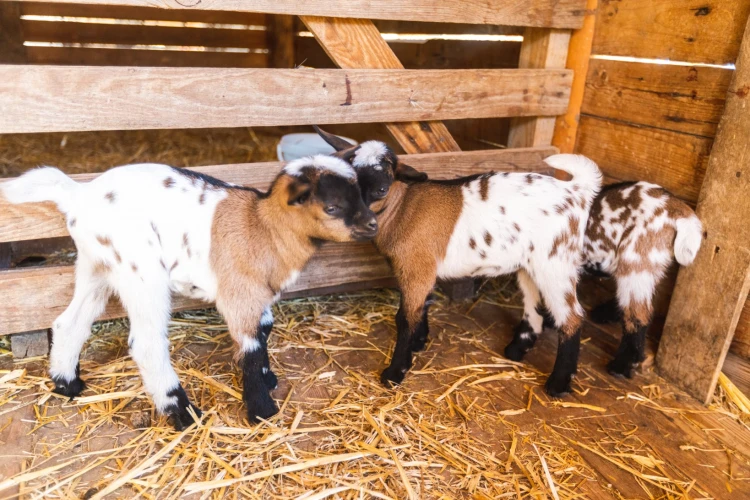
49 256 111 397
504 270 545 361
607 272 654 378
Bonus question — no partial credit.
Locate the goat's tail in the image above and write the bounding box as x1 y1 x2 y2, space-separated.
674 213 703 266
543 154 603 205
1 167 79 214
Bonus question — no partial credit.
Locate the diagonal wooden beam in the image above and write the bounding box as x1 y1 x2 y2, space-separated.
300 16 460 154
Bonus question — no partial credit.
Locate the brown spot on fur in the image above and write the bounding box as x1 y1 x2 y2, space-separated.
93 262 110 274
160 259 166 270
170 261 178 271
513 222 521 233
469 238 476 249
529 242 534 252
164 177 175 188
479 250 486 259
96 235 111 246
104 192 116 203
68 218 76 227
131 262 138 272
151 222 161 246
499 206 506 215
199 191 207 205
484 231 493 246
113 249 122 264
542 209 549 216
182 233 189 247
479 176 489 201
526 174 535 184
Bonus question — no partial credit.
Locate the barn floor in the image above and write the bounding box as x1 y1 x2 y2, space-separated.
1 282 750 499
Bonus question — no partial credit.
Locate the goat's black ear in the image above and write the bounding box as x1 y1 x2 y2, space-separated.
313 125 354 151
287 177 312 205
395 161 428 183
332 145 360 163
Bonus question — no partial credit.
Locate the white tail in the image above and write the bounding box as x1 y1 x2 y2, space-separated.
543 154 603 204
674 216 703 266
0 167 79 214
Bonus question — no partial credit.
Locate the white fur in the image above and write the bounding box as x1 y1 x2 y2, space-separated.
1 166 79 214
284 154 356 179
353 141 388 170
260 307 274 327
674 216 703 266
242 337 262 353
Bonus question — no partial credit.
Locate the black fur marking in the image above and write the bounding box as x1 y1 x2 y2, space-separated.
607 322 648 379
428 172 494 187
381 299 416 387
242 337 279 424
409 300 432 352
164 385 202 431
171 166 266 197
504 319 539 361
51 363 85 398
545 329 581 398
590 299 622 324
582 263 612 278
259 319 278 390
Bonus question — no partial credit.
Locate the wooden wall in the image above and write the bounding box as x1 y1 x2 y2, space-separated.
573 0 750 358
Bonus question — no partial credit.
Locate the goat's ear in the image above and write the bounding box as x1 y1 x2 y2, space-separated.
331 145 360 163
395 161 428 183
287 177 313 205
313 125 354 151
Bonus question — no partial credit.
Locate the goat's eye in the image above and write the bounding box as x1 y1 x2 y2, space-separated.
324 205 341 215
377 187 388 194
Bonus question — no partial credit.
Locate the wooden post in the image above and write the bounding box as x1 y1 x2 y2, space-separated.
0 2 26 63
0 243 10 269
267 14 296 68
552 0 597 154
656 15 750 404
11 330 49 358
301 15 474 298
508 28 571 148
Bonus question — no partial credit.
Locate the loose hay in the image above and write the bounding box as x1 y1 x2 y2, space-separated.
0 283 749 498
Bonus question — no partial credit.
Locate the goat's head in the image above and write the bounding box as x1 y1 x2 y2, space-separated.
313 126 427 206
274 155 377 242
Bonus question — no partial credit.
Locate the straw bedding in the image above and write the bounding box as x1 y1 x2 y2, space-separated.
1 279 749 499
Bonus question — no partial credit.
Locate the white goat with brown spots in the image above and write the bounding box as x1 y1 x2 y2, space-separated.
314 128 602 396
2 157 377 428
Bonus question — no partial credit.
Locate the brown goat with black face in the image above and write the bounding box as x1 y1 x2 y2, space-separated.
2 155 377 428
315 127 602 397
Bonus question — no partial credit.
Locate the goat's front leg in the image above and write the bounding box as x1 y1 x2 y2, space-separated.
259 306 278 390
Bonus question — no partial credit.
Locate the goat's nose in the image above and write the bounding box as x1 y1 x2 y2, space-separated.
366 219 378 231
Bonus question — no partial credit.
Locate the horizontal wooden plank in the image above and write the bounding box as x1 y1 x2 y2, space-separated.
25 46 267 67
583 58 733 138
592 0 750 65
369 20 525 36
576 116 711 203
20 2 267 25
22 20 268 48
0 147 557 335
0 66 572 134
17 0 587 29
0 147 557 243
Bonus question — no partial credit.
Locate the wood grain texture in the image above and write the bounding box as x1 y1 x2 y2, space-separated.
14 0 587 29
267 15 296 68
21 19 268 48
508 28 572 148
730 299 750 358
301 16 461 155
0 2 26 63
24 47 267 67
656 15 750 404
0 65 572 134
576 116 711 203
583 58 733 138
0 147 557 335
0 147 556 243
592 0 750 65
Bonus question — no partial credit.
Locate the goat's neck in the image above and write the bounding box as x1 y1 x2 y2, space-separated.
256 195 319 273
371 181 408 248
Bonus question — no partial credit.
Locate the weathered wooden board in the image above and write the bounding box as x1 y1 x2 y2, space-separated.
0 147 557 335
576 116 711 203
583 59 733 138
508 28 571 148
730 300 750 358
592 0 750 65
14 0 587 29
656 14 750 404
24 47 268 67
21 20 269 48
0 2 26 63
0 148 556 243
267 15 296 68
0 66 572 134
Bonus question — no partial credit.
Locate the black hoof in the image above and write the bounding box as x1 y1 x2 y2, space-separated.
504 341 529 362
165 386 202 431
262 368 278 390
380 365 407 388
544 374 572 398
51 364 85 398
607 357 636 379
245 390 279 424
590 300 621 325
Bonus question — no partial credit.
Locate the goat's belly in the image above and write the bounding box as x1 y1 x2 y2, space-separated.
169 266 218 302
436 254 520 280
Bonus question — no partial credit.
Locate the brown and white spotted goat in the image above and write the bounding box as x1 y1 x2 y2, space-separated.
1 157 377 428
314 127 602 396
517 181 703 378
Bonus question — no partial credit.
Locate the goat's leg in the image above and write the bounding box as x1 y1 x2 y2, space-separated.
607 272 655 378
259 306 278 390
49 255 111 397
409 296 433 352
590 298 622 324
381 267 435 387
505 270 545 361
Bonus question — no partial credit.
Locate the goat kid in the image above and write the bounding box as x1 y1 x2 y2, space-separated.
524 181 703 378
1 156 377 428
314 127 602 396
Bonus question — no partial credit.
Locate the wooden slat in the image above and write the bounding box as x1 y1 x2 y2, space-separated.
0 148 556 243
301 16 461 154
0 65 572 134
582 59 733 138
508 28 571 148
592 0 750 65
656 14 750 404
21 20 268 48
0 147 556 335
576 116 711 203
24 46 267 67
0 2 27 63
20 2 267 25
16 0 588 29
267 15 296 68
730 299 750 358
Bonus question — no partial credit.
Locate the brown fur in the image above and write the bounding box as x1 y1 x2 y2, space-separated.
164 177 175 188
104 192 116 203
